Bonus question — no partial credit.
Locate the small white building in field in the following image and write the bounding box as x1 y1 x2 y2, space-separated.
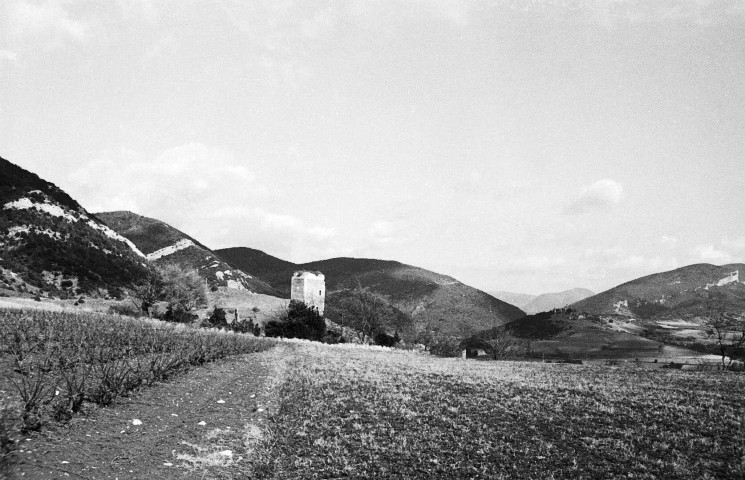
291 270 325 315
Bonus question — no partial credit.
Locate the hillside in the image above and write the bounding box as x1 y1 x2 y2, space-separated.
522 288 595 314
216 247 526 337
97 212 280 296
571 263 745 319
217 247 297 287
0 156 149 296
503 309 665 359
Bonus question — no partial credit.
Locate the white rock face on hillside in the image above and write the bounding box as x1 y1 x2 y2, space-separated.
705 270 740 290
146 239 195 261
4 197 79 222
3 195 145 257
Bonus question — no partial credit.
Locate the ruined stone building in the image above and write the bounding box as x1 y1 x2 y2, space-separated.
291 270 325 316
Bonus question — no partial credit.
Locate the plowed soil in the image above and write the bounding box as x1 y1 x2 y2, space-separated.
10 346 288 479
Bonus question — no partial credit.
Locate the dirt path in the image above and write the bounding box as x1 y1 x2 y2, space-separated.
11 344 291 479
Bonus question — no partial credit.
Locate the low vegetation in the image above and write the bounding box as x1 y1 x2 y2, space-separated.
261 343 745 479
0 308 275 473
265 300 326 342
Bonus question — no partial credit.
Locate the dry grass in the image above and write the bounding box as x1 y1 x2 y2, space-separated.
260 343 745 479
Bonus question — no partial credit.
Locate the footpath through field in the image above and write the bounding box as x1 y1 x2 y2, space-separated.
12 344 291 479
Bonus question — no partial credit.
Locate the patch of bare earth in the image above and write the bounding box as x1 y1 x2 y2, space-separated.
11 345 290 479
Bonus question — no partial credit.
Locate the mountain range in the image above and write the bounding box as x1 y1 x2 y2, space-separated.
96 211 279 296
216 247 526 336
2 154 743 353
491 288 595 314
571 264 745 319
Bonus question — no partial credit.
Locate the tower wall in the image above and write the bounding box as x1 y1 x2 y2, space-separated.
291 271 325 315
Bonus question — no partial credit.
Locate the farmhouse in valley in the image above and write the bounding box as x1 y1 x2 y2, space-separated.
291 270 325 315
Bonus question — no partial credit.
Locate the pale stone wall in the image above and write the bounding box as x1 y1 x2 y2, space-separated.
291 271 325 315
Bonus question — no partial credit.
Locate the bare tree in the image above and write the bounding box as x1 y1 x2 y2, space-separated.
477 325 525 360
707 306 745 370
130 270 164 316
129 265 207 319
337 285 395 342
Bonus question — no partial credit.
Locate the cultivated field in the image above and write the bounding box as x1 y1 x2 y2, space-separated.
0 308 277 475
1 309 743 479
262 342 745 479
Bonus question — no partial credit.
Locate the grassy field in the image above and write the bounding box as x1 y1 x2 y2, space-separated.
261 342 745 479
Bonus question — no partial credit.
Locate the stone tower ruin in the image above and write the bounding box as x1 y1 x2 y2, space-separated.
291 270 325 316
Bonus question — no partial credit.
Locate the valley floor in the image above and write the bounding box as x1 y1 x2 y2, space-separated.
11 340 745 479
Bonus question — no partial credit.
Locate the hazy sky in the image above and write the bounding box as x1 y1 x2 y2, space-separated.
1 1 744 295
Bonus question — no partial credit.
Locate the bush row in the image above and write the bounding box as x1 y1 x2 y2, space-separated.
0 308 276 473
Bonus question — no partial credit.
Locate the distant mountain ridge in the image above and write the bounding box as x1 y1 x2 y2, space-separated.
0 156 149 296
489 291 536 309
216 247 526 336
97 211 279 296
523 288 595 314
571 263 745 319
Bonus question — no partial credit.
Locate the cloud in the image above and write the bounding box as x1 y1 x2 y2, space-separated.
565 179 624 214
65 143 260 218
116 0 158 23
6 0 92 42
527 0 745 27
252 208 335 241
695 244 733 263
0 50 18 62
63 143 337 261
660 235 678 248
721 237 745 252
369 221 394 237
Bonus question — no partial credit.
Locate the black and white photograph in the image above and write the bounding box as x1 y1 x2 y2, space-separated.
0 1 744 478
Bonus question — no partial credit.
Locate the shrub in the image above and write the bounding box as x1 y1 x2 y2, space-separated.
429 337 462 357
108 302 141 317
374 331 399 347
0 404 19 474
265 300 325 342
163 304 198 324
201 307 231 330
0 309 277 439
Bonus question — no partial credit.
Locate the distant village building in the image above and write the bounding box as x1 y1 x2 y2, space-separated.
291 270 325 316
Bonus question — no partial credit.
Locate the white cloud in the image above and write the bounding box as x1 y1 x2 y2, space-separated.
721 236 745 252
0 50 18 62
369 221 394 237
660 235 678 248
566 179 624 214
253 208 335 241
543 0 745 28
62 144 337 260
6 0 92 42
116 0 158 23
696 244 733 263
65 143 259 217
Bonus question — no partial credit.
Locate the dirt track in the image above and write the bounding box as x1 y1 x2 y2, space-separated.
12 345 289 479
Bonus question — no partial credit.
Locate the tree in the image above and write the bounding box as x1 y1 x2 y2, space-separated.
130 269 164 316
466 325 526 360
159 265 208 313
202 307 229 329
129 265 207 321
707 306 745 370
330 287 403 343
265 300 326 341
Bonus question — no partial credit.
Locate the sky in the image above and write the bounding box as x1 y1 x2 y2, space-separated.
1 0 744 295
